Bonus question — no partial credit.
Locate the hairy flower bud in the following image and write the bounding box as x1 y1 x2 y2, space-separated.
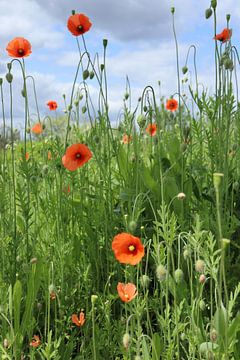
195 259 205 273
205 8 213 19
6 72 13 83
182 66 188 74
156 264 167 282
123 333 130 350
140 274 150 289
174 268 184 284
83 69 89 80
199 274 206 284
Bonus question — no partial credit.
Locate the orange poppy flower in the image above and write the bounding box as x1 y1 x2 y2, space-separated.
214 28 232 43
6 37 32 58
67 13 92 36
20 152 29 161
122 134 132 144
166 98 178 112
112 233 145 265
30 335 41 348
117 282 137 303
62 143 92 171
47 151 52 160
71 311 85 327
47 100 58 111
146 123 157 136
31 123 43 135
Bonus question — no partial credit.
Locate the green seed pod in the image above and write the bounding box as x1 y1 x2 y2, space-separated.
124 93 129 100
100 64 105 71
79 93 84 101
21 88 26 97
0 78 3 86
226 14 231 22
71 9 76 15
82 106 87 114
174 268 184 284
6 73 13 83
171 6 175 14
182 66 188 74
205 8 213 19
143 106 148 112
83 69 89 80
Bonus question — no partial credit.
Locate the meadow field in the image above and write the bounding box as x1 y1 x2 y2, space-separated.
0 1 240 359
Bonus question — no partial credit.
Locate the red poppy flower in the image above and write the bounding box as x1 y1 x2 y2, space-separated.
6 37 32 58
166 98 178 112
214 28 232 43
67 13 92 36
30 335 41 348
117 282 137 303
122 134 132 144
146 123 157 136
72 311 85 327
20 153 29 161
112 233 145 265
62 143 92 171
47 100 58 111
31 123 43 135
62 184 71 194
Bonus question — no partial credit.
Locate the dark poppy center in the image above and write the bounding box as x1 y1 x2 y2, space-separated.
18 48 24 55
78 25 83 31
75 153 81 159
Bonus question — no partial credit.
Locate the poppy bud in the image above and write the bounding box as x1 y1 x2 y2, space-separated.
221 238 230 249
26 127 31 134
174 268 184 284
103 39 108 48
156 264 167 282
21 88 26 97
180 333 186 341
89 71 95 79
37 302 42 310
123 333 130 350
182 66 188 74
124 93 129 100
83 69 89 80
211 0 217 9
140 274 150 289
79 94 84 101
74 100 79 107
226 14 231 22
233 181 239 191
128 220 137 232
62 94 66 99
71 10 76 15
210 328 218 342
100 64 105 71
143 106 148 112
177 192 186 200
224 58 234 71
205 8 213 19
199 274 206 284
6 73 13 83
7 63 12 71
82 106 87 114
195 259 205 273
137 114 146 128
171 7 175 14
183 248 191 259
3 339 8 349
0 78 3 86
30 257 37 264
199 299 206 311
213 172 224 190
68 104 72 111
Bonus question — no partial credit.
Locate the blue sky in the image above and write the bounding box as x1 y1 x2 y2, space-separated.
0 0 239 129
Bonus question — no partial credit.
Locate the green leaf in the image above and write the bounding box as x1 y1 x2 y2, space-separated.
13 280 22 333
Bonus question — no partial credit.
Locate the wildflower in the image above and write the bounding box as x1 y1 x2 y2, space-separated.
6 37 32 58
62 143 92 171
122 134 132 144
62 185 71 194
117 282 137 303
140 274 150 289
166 98 178 112
3 339 8 349
146 123 157 136
47 100 58 111
67 13 92 36
210 329 218 342
112 233 145 265
50 291 56 300
71 311 85 327
31 123 43 135
214 28 232 43
30 257 37 264
47 151 52 160
30 335 41 348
